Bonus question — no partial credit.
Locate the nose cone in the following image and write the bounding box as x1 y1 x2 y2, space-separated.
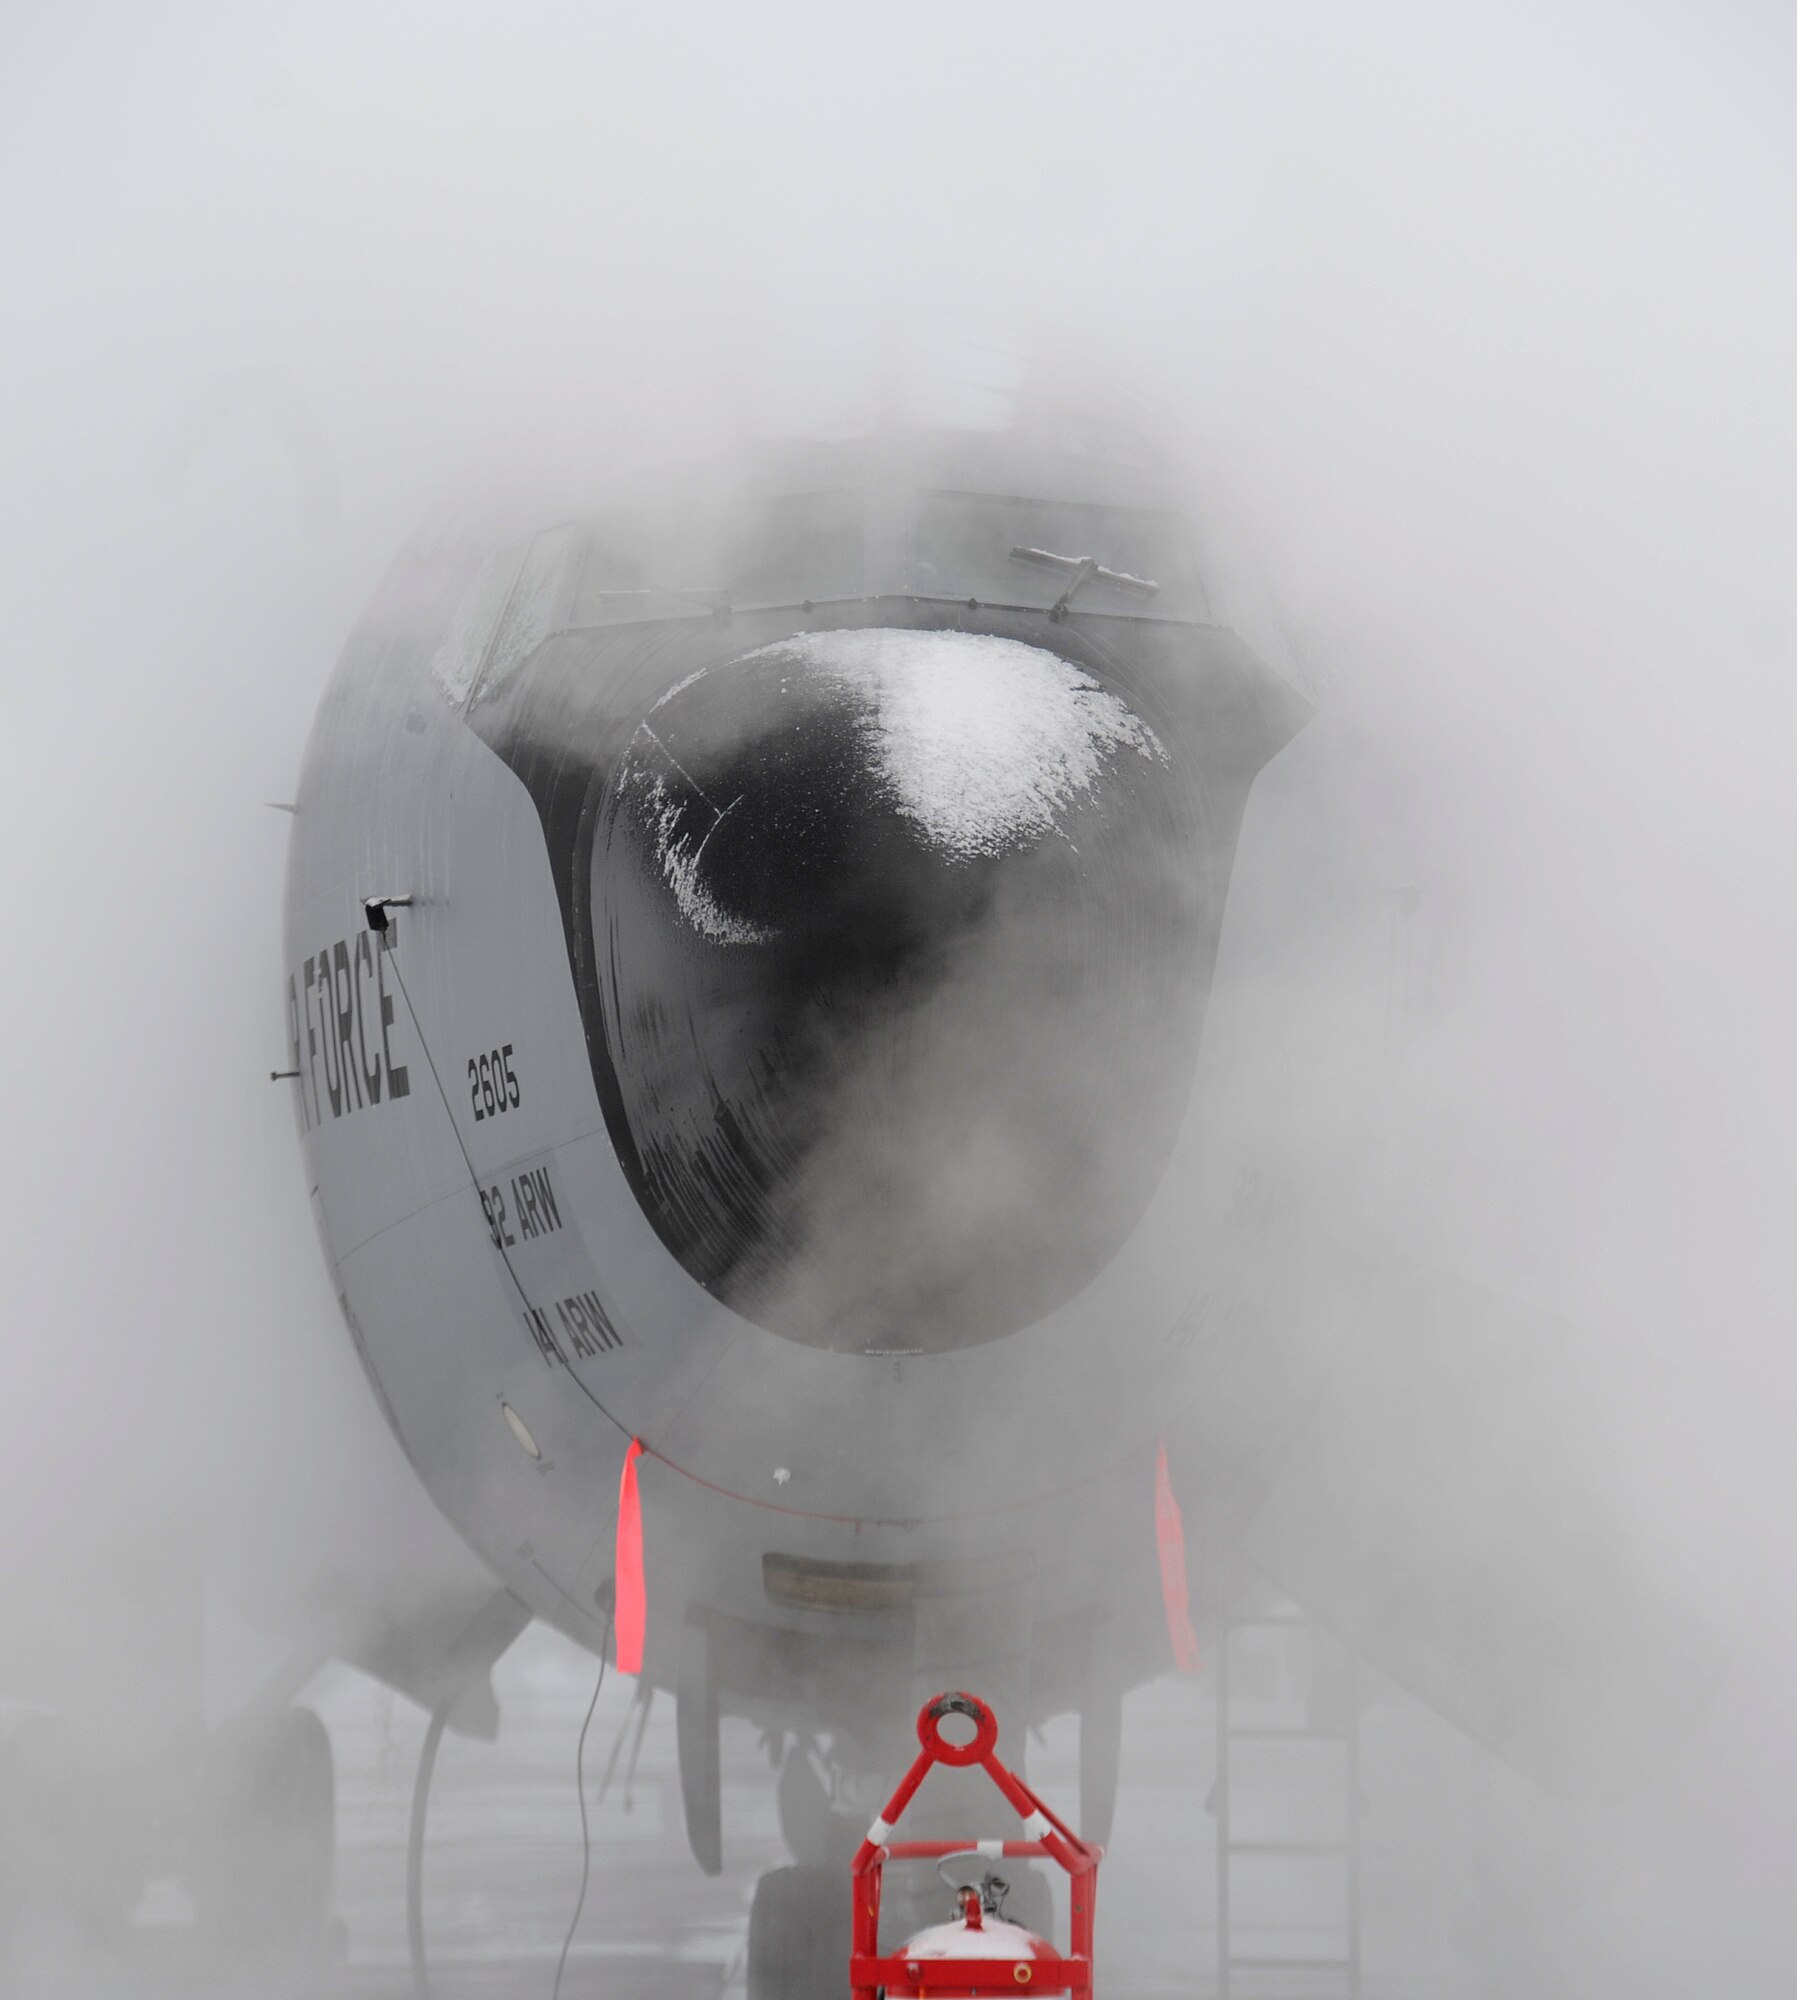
591 626 1206 1352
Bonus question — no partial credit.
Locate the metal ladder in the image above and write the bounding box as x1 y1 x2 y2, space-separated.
1215 1609 1362 1998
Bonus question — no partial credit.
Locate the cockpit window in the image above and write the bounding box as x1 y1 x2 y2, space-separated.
722 488 866 605
557 481 1207 626
565 489 866 621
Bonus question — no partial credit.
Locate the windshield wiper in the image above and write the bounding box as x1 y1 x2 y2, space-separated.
1009 546 1159 621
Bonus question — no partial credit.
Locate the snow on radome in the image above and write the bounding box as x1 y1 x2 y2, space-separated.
638 629 1165 946
745 629 1165 861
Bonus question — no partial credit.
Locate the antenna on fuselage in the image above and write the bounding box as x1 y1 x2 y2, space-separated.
363 893 414 936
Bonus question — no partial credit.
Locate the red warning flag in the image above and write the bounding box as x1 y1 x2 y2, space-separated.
615 1437 646 1674
1155 1437 1201 1672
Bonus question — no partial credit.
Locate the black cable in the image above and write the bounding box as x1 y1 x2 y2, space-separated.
552 1613 614 2000
408 1701 452 2000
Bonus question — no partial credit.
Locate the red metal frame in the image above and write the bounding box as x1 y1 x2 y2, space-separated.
850 1692 1102 2000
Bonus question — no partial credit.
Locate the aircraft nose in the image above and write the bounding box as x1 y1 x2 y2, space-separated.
591 625 1206 1353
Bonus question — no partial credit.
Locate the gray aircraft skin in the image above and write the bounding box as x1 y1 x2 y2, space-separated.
281 397 1709 1885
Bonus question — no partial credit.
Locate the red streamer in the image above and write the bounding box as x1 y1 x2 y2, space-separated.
1154 1437 1201 1672
615 1437 646 1674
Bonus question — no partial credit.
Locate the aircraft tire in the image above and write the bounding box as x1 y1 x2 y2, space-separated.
747 1863 851 2000
188 1705 335 1954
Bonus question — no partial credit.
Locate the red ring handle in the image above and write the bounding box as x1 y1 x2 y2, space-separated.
917 1691 998 1766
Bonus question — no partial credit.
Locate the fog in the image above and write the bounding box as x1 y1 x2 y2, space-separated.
2 2 1794 1993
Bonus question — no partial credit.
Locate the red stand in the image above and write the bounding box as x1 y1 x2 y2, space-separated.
850 1692 1102 2000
